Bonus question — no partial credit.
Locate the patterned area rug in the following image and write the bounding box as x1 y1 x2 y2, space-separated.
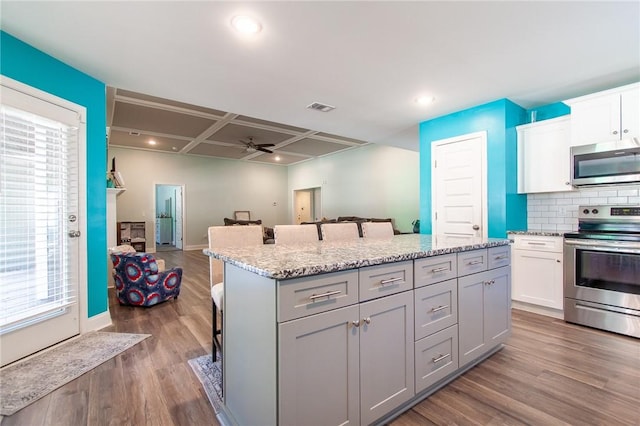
188 353 222 414
0 331 149 416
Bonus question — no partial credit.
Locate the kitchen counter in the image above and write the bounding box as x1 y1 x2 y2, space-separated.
208 233 512 426
203 233 510 279
507 230 565 237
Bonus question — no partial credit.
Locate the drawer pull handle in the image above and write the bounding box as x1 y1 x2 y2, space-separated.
494 255 508 260
466 259 483 266
527 242 546 246
432 353 450 363
309 290 342 301
430 266 449 273
430 305 449 313
380 277 403 286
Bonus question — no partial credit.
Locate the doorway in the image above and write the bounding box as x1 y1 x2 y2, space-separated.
431 131 487 244
293 187 322 224
1 78 85 367
154 184 184 252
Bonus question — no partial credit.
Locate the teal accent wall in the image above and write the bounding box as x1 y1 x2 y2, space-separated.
419 99 528 238
526 101 571 123
1 31 108 317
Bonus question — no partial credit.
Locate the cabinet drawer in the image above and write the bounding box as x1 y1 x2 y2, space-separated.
414 254 457 288
415 279 457 340
415 325 458 394
512 235 562 252
278 270 359 322
488 246 510 270
359 261 413 302
457 249 487 276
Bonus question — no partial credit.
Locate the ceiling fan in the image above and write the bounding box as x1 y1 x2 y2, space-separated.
240 136 275 154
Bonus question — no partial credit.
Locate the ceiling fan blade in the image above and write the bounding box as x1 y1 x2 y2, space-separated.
256 143 275 148
257 147 274 154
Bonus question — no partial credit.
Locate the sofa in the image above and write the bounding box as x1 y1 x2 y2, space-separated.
302 216 400 240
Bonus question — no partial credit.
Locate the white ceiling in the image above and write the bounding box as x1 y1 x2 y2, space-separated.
2 1 639 153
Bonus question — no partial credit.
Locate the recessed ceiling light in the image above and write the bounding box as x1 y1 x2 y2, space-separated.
274 155 281 161
148 140 157 146
231 15 262 34
415 95 436 106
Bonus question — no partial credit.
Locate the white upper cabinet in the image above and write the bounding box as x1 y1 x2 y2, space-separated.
566 82 640 146
516 116 572 193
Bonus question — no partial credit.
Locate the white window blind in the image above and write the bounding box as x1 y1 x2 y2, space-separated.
0 102 79 334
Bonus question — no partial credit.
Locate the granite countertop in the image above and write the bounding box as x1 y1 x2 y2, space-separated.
507 230 565 237
203 234 511 279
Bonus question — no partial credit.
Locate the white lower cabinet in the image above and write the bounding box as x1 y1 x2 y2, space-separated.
511 235 563 310
278 291 414 426
458 266 511 368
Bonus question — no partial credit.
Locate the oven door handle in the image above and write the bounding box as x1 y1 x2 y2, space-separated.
564 238 640 253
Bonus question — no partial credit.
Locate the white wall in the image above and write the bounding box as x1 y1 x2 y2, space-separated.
287 144 420 233
109 147 289 250
527 184 640 231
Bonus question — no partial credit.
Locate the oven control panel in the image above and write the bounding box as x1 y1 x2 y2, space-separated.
611 207 640 216
579 205 640 220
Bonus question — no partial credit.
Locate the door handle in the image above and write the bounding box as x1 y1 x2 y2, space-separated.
68 230 81 238
472 225 480 230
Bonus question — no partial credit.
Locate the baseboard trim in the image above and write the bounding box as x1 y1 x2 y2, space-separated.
81 311 113 333
512 300 563 319
185 244 207 251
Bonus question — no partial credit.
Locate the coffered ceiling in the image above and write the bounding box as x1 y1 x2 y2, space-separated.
107 88 368 166
3 1 639 157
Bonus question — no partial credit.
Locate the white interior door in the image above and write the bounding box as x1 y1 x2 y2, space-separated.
0 78 84 367
174 186 183 249
431 131 487 243
293 190 312 224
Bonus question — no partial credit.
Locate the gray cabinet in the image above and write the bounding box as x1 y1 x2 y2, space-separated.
458 266 511 367
279 289 414 426
279 305 360 426
359 291 414 425
222 245 512 426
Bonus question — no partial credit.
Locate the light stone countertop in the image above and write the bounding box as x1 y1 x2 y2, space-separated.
507 230 565 237
203 234 511 279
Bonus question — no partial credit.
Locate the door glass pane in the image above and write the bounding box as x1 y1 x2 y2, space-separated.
0 104 78 333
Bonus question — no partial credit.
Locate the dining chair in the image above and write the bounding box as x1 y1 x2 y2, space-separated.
274 224 319 245
208 225 263 362
320 222 360 241
361 221 395 239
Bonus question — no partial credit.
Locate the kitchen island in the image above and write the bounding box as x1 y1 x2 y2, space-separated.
204 234 512 426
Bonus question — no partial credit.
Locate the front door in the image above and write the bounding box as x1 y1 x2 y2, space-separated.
0 78 83 366
431 131 487 243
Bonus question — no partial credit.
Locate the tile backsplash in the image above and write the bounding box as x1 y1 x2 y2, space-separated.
527 184 640 232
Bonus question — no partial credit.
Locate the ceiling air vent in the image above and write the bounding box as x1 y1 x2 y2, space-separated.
129 131 140 136
306 102 335 112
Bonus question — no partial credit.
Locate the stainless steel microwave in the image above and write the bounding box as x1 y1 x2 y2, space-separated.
571 138 640 186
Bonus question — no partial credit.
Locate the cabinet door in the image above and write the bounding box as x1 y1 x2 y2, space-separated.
621 87 640 139
513 249 563 309
517 117 573 193
484 266 511 348
570 93 621 145
458 267 511 367
359 291 415 425
279 305 360 426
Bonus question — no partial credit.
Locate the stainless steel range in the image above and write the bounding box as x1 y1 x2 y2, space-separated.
564 205 640 338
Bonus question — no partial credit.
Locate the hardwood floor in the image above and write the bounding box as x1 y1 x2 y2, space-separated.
2 250 639 426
